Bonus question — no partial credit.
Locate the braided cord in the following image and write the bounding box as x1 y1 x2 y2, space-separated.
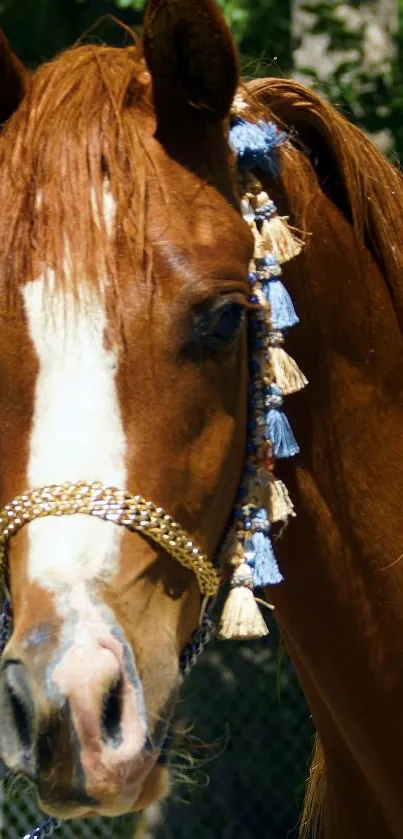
22 818 61 839
0 595 11 656
179 614 216 678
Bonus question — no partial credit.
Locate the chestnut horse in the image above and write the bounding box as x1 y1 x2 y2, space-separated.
1 2 403 838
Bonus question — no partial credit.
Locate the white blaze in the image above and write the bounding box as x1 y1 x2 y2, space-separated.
21 259 127 600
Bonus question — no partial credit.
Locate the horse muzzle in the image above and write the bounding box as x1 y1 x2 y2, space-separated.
0 619 164 818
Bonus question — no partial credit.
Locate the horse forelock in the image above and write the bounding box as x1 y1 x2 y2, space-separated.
0 42 154 312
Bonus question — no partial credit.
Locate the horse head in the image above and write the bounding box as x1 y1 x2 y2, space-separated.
0 0 254 819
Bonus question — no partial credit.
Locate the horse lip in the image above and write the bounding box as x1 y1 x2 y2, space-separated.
120 746 159 789
38 754 158 818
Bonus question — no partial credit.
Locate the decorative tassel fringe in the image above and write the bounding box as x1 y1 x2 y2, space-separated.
253 191 276 222
261 216 304 265
251 222 267 259
258 253 283 279
265 404 300 459
232 93 249 116
263 278 299 330
247 468 271 508
219 117 306 637
245 532 284 587
229 119 286 174
241 197 255 226
268 478 296 523
269 346 308 395
218 564 269 641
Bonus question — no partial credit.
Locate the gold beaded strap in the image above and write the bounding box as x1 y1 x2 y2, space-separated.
0 481 220 597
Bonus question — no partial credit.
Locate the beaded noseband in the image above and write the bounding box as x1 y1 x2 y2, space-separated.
0 481 220 597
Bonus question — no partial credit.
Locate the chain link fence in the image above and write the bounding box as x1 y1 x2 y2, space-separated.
3 615 313 839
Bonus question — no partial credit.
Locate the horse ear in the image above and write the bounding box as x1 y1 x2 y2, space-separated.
0 30 29 125
142 0 239 123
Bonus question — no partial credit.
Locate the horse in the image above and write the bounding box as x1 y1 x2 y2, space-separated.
1 2 403 837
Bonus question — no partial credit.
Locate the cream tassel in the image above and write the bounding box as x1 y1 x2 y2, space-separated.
232 93 249 116
240 197 255 226
250 221 266 259
269 346 308 395
253 190 273 211
261 216 304 265
268 478 296 524
244 469 295 523
218 564 269 641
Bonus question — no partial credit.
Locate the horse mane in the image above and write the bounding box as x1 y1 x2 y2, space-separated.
243 77 403 837
0 42 153 308
299 734 326 838
245 77 403 334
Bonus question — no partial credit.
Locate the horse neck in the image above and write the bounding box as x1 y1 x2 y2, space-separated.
260 148 403 839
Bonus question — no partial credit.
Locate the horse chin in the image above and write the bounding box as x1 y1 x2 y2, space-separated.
38 762 170 821
130 762 170 812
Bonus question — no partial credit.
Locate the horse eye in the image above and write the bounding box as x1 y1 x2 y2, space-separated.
194 301 246 351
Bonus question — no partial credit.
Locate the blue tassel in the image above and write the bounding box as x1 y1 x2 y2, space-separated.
260 253 279 269
265 386 299 458
229 119 286 174
262 279 299 330
244 535 257 565
243 509 284 587
251 532 284 586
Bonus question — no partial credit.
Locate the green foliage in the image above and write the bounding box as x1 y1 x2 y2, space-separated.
115 0 144 10
296 0 402 160
224 0 292 77
0 0 292 76
3 0 400 160
390 0 403 161
0 0 143 65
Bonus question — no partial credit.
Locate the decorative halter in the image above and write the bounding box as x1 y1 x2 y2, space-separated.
216 109 306 640
0 109 306 839
0 482 220 596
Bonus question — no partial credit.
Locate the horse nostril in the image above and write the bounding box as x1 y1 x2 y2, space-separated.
101 677 123 747
4 662 34 753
